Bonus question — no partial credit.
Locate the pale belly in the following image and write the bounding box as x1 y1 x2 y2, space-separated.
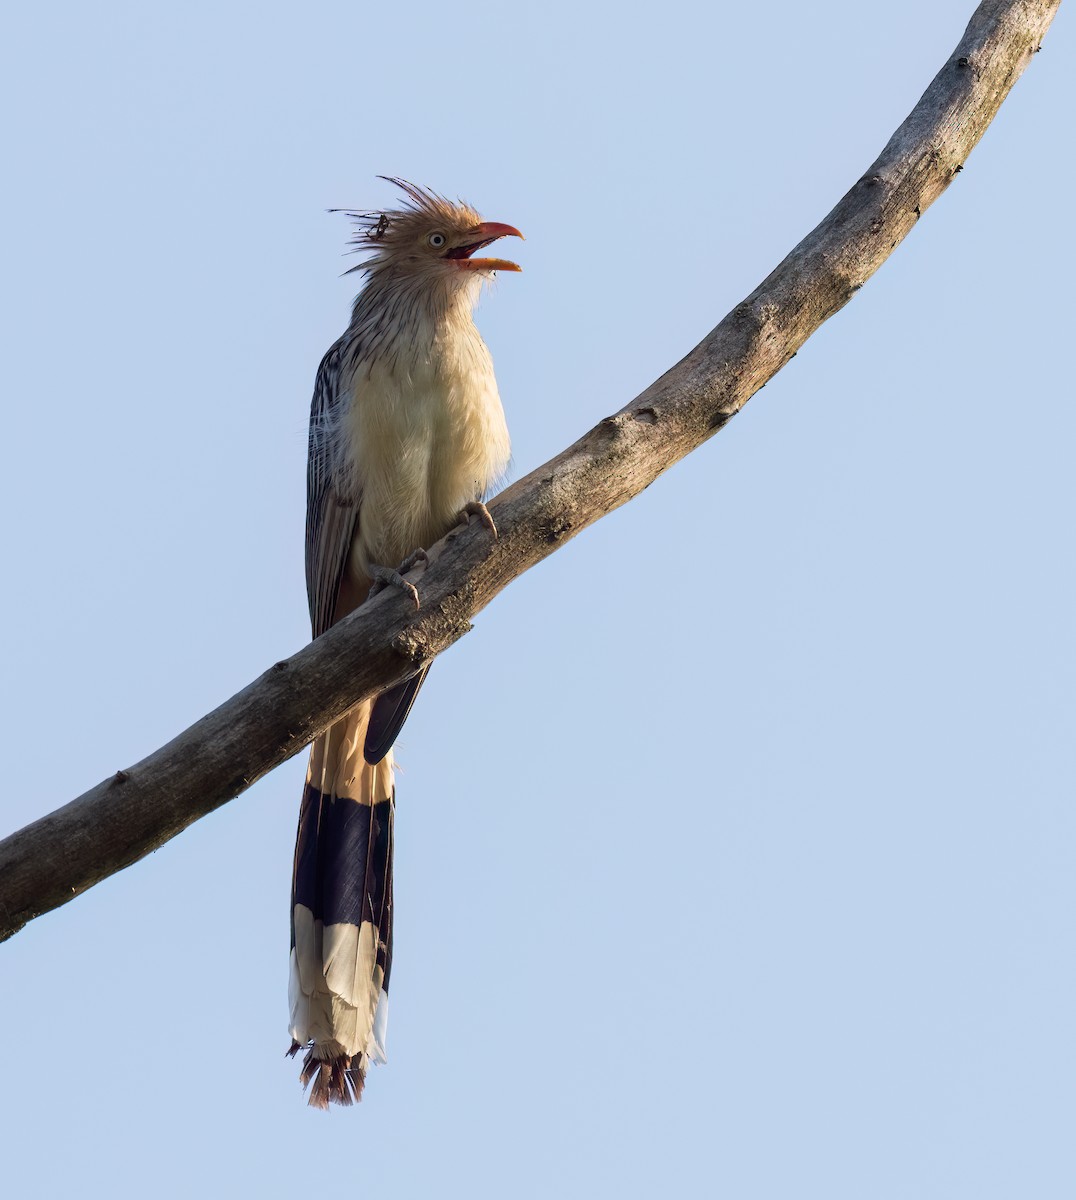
344 361 511 579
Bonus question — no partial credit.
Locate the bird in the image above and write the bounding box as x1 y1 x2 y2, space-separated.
287 178 522 1108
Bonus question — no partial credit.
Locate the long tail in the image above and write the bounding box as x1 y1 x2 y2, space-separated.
288 700 394 1108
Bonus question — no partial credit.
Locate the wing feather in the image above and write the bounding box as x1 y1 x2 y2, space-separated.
306 338 360 639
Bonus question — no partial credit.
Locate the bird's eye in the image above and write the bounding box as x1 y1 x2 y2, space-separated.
427 232 447 249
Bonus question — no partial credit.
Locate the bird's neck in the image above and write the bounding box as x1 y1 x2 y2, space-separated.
349 269 482 355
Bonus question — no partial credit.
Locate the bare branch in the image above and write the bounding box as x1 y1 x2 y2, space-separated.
0 0 1060 943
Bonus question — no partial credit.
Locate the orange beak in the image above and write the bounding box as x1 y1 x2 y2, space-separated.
447 221 524 272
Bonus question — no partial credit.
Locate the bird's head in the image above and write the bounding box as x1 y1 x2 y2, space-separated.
335 178 523 285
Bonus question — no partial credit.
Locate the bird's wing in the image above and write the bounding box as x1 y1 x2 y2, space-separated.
306 338 360 640
364 664 431 764
306 330 431 764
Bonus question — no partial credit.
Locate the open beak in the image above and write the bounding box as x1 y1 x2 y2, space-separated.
446 221 524 272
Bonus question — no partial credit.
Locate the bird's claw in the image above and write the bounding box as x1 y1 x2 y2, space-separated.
457 500 497 539
367 550 429 610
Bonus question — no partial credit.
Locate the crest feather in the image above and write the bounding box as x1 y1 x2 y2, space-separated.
330 178 482 275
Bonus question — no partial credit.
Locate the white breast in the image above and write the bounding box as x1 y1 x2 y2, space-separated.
342 302 511 577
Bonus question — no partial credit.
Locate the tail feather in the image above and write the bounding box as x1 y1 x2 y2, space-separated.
287 1040 366 1109
289 700 394 1107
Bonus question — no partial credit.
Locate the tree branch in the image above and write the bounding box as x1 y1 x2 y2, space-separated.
0 0 1059 944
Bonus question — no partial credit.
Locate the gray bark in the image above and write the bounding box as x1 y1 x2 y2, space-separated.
0 0 1060 943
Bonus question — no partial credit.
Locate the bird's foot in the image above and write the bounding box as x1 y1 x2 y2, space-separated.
367 549 429 610
456 500 498 539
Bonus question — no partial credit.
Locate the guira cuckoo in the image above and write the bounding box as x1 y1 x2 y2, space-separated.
288 179 522 1108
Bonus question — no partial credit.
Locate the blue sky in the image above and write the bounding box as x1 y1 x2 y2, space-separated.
1 2 1072 1197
